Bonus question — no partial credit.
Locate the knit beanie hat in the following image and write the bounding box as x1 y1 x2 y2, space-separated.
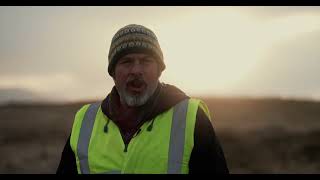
107 24 165 77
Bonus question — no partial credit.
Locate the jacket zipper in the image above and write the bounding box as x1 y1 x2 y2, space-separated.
123 128 141 153
124 144 128 152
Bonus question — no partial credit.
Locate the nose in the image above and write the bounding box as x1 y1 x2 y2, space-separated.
130 60 143 75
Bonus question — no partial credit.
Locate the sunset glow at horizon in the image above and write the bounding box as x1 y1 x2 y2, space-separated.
1 6 320 102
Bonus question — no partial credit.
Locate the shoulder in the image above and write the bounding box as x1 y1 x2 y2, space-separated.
75 104 91 118
188 98 212 121
69 104 92 150
190 98 215 138
71 102 104 132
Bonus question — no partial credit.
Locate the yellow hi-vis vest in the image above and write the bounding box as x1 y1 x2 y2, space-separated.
70 98 211 174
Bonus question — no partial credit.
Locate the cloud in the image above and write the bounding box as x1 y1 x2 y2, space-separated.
237 29 320 99
1 6 320 101
241 6 320 21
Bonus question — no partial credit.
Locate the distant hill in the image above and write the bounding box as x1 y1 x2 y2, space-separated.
0 88 46 105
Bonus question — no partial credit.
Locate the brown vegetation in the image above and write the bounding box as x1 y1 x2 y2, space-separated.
1 97 320 173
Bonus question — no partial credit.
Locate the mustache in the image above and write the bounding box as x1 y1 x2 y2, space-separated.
126 75 146 85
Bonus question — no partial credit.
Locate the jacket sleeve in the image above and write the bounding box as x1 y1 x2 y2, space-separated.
188 107 229 174
56 135 78 174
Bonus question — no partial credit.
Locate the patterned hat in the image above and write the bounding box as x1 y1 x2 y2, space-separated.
107 24 165 77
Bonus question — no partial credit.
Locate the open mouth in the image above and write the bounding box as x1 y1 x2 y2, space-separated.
126 79 146 94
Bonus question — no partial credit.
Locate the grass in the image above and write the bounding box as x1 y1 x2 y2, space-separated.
1 97 320 173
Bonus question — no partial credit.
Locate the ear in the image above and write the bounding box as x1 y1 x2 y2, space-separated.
157 64 162 78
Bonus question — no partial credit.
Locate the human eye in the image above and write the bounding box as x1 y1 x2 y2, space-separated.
143 57 155 64
119 58 131 64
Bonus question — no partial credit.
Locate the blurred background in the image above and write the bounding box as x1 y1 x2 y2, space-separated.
1 6 320 173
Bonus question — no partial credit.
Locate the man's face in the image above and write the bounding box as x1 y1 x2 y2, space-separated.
114 53 160 107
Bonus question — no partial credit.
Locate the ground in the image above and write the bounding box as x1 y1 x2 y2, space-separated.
1 97 320 173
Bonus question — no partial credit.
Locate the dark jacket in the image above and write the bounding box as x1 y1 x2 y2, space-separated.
56 83 229 174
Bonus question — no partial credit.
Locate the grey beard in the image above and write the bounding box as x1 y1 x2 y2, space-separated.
118 84 157 107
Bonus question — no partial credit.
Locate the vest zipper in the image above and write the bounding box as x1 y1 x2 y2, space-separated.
124 143 128 152
123 128 141 153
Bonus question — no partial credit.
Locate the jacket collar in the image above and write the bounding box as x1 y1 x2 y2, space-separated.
101 82 189 125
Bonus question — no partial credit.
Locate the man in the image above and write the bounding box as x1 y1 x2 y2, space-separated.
56 24 229 174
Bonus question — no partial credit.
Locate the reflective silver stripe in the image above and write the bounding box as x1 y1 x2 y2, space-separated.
102 170 121 174
77 102 101 174
167 99 189 174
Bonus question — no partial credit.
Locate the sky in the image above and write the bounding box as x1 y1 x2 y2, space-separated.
1 6 320 102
